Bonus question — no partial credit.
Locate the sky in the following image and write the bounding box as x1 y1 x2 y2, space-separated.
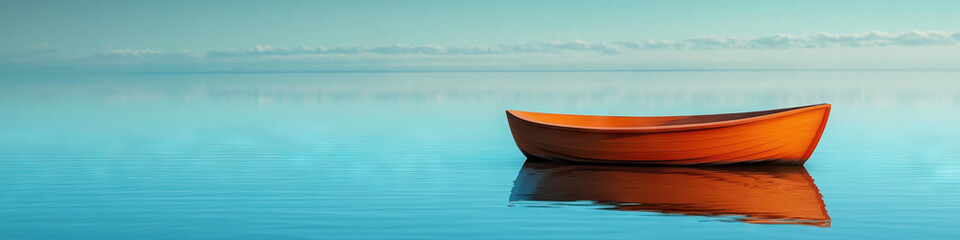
1 0 959 72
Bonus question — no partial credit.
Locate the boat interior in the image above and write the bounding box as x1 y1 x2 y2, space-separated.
508 104 826 128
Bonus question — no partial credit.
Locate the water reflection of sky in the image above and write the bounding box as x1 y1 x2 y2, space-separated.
1 71 959 239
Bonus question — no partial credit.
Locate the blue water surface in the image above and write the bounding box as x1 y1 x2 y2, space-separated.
1 71 959 239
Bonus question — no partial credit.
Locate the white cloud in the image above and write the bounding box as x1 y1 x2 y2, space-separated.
203 40 622 57
2 30 958 72
8 30 960 63
0 43 61 62
94 49 199 58
89 49 201 65
190 30 960 59
616 30 960 50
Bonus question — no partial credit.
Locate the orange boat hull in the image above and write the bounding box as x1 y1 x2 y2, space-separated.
506 104 831 165
510 160 830 227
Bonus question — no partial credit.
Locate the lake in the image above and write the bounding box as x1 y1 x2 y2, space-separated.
1 71 959 239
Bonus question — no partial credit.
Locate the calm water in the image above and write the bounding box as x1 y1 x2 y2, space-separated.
1 71 959 239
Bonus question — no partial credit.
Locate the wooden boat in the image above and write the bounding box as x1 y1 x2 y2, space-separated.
506 104 831 165
510 160 830 227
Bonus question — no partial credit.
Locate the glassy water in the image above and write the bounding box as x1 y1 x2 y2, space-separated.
1 71 959 239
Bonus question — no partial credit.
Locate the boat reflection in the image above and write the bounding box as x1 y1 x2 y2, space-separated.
510 159 830 227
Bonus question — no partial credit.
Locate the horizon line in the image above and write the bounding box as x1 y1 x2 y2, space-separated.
3 68 960 76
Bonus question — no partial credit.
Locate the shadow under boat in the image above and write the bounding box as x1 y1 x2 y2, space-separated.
509 159 831 227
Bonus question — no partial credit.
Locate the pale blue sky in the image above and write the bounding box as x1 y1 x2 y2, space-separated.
1 0 959 71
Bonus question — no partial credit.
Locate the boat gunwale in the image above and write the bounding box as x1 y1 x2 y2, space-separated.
506 104 831 133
